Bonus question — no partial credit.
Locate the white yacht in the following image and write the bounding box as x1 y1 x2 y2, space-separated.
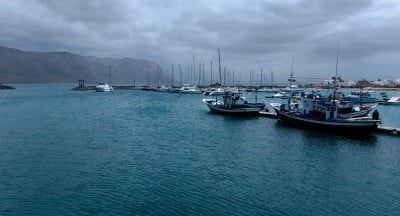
385 97 400 105
180 84 202 94
95 82 113 92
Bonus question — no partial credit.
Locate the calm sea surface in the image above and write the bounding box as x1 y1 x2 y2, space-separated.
1 84 400 215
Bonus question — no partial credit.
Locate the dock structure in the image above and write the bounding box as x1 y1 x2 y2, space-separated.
72 80 95 91
259 110 278 119
0 82 15 89
376 126 400 136
258 111 400 137
71 80 136 91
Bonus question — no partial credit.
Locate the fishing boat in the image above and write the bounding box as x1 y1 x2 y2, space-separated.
344 90 376 104
337 103 376 118
269 50 380 132
203 91 264 116
95 82 113 92
270 99 380 132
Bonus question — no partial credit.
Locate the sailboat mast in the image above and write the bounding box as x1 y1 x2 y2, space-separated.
179 64 182 86
271 71 274 87
202 62 205 86
210 61 213 85
108 65 111 84
232 70 235 86
223 67 226 86
198 63 201 86
290 56 294 87
333 47 340 104
171 63 175 86
218 48 221 86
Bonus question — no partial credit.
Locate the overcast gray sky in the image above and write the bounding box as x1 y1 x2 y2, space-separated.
1 0 399 83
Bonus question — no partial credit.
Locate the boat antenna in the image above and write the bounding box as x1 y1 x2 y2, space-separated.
333 45 340 105
289 56 295 87
288 56 295 109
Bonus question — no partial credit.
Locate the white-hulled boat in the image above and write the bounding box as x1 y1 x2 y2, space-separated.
180 84 202 94
95 82 113 92
385 96 400 105
208 88 226 96
154 85 169 92
258 88 280 93
266 92 289 99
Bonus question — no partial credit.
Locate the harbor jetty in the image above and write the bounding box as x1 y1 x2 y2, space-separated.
259 110 278 118
0 82 15 89
71 80 95 91
376 126 400 136
71 80 135 91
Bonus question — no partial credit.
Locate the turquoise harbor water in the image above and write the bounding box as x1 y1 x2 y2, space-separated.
1 84 400 215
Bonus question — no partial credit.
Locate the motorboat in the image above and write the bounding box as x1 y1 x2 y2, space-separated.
258 88 280 93
154 85 169 92
384 96 400 105
266 92 289 99
95 82 113 92
141 86 155 91
180 84 202 94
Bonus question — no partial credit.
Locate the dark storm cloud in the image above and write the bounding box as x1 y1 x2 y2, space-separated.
1 0 399 81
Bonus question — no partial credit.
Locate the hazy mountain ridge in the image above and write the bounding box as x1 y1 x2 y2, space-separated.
0 46 161 84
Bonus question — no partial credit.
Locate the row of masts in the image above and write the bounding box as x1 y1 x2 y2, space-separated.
148 54 277 87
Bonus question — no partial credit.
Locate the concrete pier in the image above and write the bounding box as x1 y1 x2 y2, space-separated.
71 80 135 91
376 126 400 136
259 111 278 118
258 111 400 136
0 82 15 89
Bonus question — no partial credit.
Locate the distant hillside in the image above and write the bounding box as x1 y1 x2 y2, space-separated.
0 46 163 84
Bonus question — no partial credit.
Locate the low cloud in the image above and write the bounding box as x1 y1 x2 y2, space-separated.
1 0 399 82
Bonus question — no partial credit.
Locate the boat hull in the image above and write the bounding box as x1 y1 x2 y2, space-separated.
95 87 111 92
181 90 203 94
206 103 260 117
270 104 379 132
